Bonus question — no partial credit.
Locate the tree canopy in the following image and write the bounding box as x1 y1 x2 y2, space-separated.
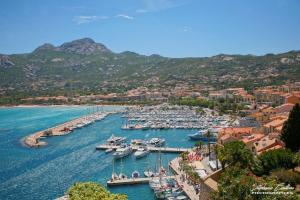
281 103 300 152
217 141 254 170
252 149 295 176
68 182 127 200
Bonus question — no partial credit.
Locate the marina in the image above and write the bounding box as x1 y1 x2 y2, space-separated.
121 104 232 130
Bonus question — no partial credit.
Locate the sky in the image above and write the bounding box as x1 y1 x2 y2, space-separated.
0 0 300 58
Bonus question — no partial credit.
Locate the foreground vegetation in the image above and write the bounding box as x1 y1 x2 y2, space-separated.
213 104 300 199
68 182 127 200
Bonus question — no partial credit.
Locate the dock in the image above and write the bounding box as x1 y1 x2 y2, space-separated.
96 144 190 153
107 176 175 186
24 111 116 148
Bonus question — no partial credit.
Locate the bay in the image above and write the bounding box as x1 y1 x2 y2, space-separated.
0 106 197 200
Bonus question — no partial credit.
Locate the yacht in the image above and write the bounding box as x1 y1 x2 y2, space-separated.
131 139 147 147
113 146 132 159
106 134 126 146
147 138 165 147
188 130 216 141
134 147 150 159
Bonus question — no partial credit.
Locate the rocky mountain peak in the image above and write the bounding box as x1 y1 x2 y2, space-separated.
58 38 111 55
33 43 55 52
0 54 14 68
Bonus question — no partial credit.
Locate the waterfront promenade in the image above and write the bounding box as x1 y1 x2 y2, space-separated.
169 157 199 200
24 111 116 148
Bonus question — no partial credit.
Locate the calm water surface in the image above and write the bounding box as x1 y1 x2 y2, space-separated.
0 106 197 200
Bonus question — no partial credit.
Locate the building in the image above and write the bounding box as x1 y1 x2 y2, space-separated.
218 127 254 144
285 94 300 104
252 135 284 155
263 117 287 134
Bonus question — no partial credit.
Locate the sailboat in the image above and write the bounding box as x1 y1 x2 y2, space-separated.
144 158 155 177
111 159 118 180
118 157 127 179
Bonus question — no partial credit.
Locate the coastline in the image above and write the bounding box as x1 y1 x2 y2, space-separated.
0 104 136 108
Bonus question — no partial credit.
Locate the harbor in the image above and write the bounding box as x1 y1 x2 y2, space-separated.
24 110 117 147
2 105 219 200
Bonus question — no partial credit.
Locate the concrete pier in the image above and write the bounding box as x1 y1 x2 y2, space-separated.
24 111 116 148
96 144 190 153
107 176 175 186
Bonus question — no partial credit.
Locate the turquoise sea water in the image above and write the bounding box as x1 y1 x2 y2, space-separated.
0 106 197 200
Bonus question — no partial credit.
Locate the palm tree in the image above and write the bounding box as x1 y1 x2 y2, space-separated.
214 144 219 170
194 141 204 153
216 145 227 170
207 131 212 160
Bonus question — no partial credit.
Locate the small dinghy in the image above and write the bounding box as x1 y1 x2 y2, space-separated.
131 170 140 178
105 148 114 153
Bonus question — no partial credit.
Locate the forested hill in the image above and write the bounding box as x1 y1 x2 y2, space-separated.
1 38 300 98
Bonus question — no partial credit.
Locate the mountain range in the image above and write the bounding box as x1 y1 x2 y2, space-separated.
1 38 300 100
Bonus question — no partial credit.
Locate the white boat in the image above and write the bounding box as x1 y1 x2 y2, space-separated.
76 123 85 128
111 172 119 180
144 170 155 177
105 148 114 153
147 138 165 147
113 146 132 159
134 147 150 159
118 173 127 179
106 134 126 146
131 139 147 147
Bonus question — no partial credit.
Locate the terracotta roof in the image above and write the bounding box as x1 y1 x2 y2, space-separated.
263 118 287 128
241 133 264 145
219 127 253 135
274 103 294 114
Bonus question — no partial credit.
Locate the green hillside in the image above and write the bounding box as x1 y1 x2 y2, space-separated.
1 38 300 101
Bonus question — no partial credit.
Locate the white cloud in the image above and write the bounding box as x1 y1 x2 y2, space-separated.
73 15 109 24
183 26 191 32
136 9 148 13
142 0 190 12
116 14 134 20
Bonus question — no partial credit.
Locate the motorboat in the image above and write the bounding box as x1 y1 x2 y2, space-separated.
134 147 150 159
147 138 165 147
106 134 126 146
131 139 147 147
105 148 114 153
113 146 132 159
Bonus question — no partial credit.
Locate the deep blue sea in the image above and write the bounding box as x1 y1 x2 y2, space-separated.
0 106 197 200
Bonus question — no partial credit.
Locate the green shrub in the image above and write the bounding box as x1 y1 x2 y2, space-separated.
68 182 127 200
